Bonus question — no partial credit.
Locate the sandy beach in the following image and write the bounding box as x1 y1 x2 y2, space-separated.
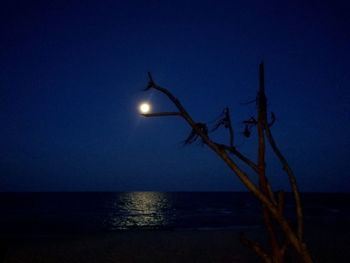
1 223 349 263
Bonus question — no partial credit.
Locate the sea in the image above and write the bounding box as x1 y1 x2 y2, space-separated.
0 192 348 235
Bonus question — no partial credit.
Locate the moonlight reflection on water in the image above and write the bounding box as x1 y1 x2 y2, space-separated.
107 192 172 230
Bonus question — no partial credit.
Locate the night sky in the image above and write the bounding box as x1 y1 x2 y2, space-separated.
1 0 349 192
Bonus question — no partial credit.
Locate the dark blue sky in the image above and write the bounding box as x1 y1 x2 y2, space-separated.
1 0 349 192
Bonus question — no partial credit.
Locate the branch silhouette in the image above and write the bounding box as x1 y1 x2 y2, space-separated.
142 65 313 263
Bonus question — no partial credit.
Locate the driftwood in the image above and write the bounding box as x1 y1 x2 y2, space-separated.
141 63 313 263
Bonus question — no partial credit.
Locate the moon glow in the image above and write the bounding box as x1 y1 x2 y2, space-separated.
139 103 151 114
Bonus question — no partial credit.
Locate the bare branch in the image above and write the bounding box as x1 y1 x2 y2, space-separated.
142 112 182 117
265 124 304 241
184 123 208 145
215 143 258 173
268 112 276 127
144 72 156 90
240 234 272 263
142 74 284 218
256 63 280 259
147 72 155 83
142 74 272 204
142 72 313 262
210 107 234 146
225 108 234 147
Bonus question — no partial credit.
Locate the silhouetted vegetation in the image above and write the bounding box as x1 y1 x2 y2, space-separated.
141 62 313 262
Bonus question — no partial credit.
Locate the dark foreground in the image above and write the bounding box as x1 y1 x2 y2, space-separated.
1 223 349 263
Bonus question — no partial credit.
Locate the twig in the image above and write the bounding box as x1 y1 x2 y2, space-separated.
225 108 234 147
142 112 182 117
240 234 272 263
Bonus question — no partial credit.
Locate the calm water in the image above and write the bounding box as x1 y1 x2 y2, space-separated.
0 192 349 234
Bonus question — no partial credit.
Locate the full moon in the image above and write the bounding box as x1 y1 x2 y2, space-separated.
139 103 151 114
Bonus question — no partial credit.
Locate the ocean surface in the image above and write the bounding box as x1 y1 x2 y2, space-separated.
0 192 348 234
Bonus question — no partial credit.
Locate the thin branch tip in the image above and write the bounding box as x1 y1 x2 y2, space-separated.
143 72 156 91
142 112 182 117
147 72 153 81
